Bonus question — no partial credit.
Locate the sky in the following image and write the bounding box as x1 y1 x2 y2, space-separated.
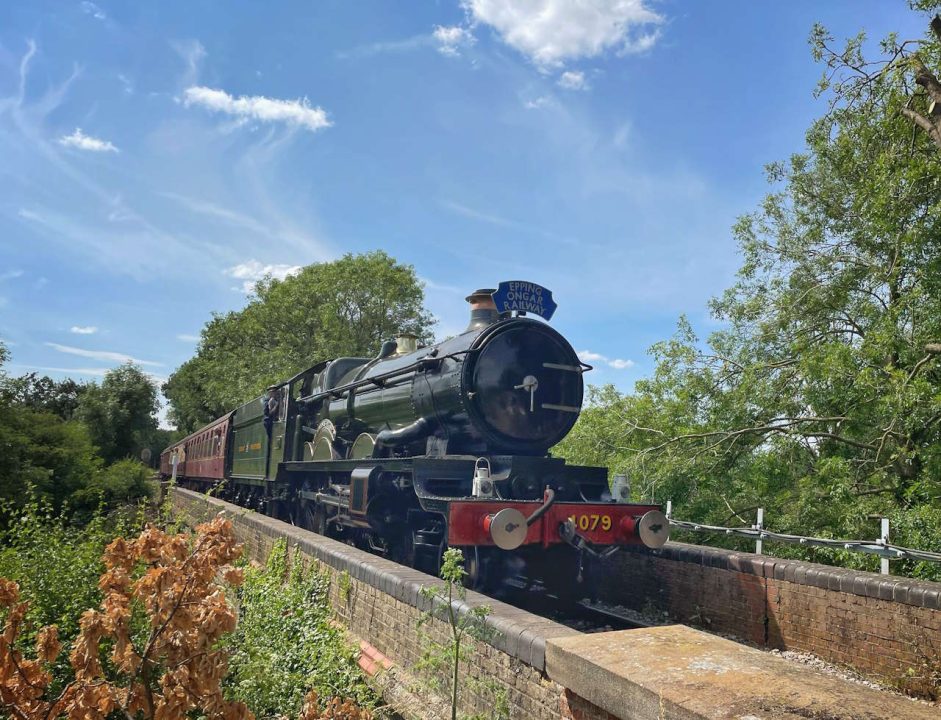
0 0 928 427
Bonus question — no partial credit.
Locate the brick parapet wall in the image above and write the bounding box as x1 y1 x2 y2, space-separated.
170 488 609 720
600 543 941 688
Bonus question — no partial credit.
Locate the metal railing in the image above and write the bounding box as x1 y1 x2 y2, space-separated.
664 501 941 574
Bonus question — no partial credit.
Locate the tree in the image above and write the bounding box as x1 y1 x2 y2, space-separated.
164 251 433 433
76 364 159 465
417 549 492 720
0 343 100 515
811 3 941 154
0 404 100 516
557 4 941 578
1 373 87 420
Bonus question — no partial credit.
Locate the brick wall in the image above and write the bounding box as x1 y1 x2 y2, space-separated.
171 488 615 720
598 543 941 692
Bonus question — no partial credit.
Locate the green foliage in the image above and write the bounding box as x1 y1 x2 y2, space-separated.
0 403 101 517
75 363 159 464
0 373 87 420
417 549 493 720
0 338 158 517
226 540 376 718
0 494 146 691
69 459 156 521
0 346 98 514
338 569 352 603
164 251 434 433
556 7 941 580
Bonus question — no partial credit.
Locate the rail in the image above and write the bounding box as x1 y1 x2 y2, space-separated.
664 500 941 574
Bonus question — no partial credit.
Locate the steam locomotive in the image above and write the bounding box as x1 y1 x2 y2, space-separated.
160 283 668 594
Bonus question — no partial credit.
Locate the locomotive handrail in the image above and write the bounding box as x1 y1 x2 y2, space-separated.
525 487 557 526
297 350 475 406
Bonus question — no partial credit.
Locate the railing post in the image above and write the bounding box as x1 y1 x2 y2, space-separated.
666 500 672 520
755 508 764 555
880 518 890 575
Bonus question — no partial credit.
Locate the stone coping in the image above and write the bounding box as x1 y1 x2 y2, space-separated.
546 625 937 720
626 541 941 610
172 488 580 671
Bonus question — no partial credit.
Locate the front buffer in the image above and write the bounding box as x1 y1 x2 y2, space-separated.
447 494 669 554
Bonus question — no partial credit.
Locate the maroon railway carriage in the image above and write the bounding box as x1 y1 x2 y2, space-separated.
161 413 231 483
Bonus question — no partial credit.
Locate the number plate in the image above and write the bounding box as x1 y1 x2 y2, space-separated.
570 514 613 532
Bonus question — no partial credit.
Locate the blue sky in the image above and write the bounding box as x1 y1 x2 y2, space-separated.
0 1 926 426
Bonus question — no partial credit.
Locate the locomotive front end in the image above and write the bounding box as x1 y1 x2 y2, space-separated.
462 317 585 454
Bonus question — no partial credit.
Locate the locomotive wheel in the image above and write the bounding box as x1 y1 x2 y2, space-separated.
303 501 329 536
463 547 493 593
388 527 416 568
287 498 305 527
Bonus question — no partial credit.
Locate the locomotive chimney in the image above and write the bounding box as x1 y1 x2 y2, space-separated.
393 333 419 356
465 288 499 331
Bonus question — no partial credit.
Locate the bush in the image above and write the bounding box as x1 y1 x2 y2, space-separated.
70 459 155 521
0 516 250 720
0 514 377 720
226 539 377 718
0 405 100 519
0 495 145 692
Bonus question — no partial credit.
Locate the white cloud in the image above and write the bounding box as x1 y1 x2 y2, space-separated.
177 334 200 342
58 128 118 153
462 0 662 68
524 95 552 110
117 73 133 95
577 349 634 370
70 326 98 335
419 276 464 294
441 199 567 244
19 365 110 376
0 270 24 281
433 25 476 56
171 39 206 87
81 1 106 20
158 192 329 260
337 35 431 60
183 87 332 132
224 260 302 293
442 200 521 230
45 342 162 367
558 70 588 90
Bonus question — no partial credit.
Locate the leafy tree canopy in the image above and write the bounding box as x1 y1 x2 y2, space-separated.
557 4 941 578
75 363 159 465
0 373 87 420
164 251 433 433
0 348 157 517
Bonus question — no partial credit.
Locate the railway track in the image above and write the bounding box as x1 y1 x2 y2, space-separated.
494 577 652 633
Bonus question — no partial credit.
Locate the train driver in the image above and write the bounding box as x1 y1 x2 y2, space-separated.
263 385 280 435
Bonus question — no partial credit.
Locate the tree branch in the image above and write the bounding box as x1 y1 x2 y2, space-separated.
900 106 941 149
